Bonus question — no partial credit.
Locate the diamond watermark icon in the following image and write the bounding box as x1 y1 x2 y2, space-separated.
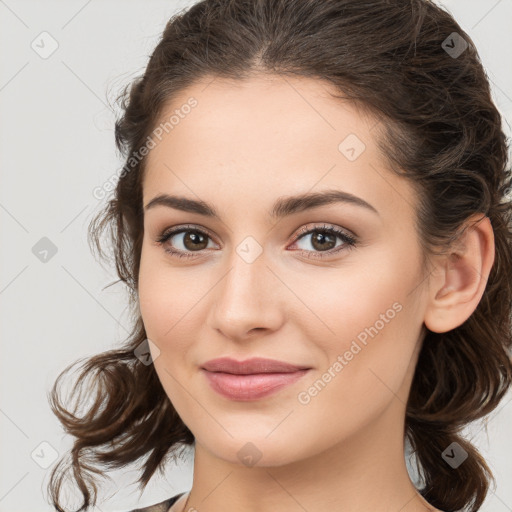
32 237 58 263
441 441 468 469
237 442 263 467
134 338 161 365
31 441 59 469
236 236 263 264
338 133 366 161
31 31 59 59
441 32 468 59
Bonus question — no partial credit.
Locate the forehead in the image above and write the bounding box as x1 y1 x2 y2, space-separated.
148 74 376 161
142 74 416 222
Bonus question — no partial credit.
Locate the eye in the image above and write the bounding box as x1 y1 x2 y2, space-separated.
155 223 358 260
289 224 357 259
155 224 217 260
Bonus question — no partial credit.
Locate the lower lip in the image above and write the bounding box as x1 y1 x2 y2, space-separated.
202 369 310 400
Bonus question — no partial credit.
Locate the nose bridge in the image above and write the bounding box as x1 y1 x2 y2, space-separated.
220 244 270 312
207 239 282 337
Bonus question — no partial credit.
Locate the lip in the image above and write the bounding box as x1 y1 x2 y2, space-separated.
201 357 311 401
202 368 310 400
201 357 311 374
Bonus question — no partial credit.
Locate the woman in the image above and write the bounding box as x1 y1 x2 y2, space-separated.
47 1 512 511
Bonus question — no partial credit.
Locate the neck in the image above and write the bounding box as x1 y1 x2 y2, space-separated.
182 397 436 512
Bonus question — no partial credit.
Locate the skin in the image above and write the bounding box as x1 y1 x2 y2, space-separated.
138 74 495 512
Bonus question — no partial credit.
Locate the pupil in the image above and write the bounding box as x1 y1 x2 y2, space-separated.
312 232 335 251
185 231 207 250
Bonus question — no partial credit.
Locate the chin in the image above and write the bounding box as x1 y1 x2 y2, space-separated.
198 433 305 468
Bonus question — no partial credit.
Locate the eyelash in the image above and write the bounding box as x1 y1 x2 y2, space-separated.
155 223 357 260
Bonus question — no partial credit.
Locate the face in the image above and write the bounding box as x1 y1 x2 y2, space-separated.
138 74 430 466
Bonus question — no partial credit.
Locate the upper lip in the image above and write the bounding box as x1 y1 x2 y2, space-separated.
201 357 311 375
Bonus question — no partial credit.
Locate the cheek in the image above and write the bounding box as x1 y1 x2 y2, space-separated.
138 247 162 333
138 254 198 407
297 244 421 371
296 254 405 342
138 244 182 341
138 245 207 359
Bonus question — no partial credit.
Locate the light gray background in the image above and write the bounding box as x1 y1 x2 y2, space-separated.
1 1 511 511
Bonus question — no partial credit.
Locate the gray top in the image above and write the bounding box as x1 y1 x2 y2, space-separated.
130 492 186 512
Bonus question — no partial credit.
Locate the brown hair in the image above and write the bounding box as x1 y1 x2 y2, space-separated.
47 1 512 511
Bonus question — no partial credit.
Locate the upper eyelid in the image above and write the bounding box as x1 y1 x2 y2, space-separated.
294 223 354 237
163 224 219 242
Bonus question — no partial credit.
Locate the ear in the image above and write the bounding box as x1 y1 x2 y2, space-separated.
423 214 495 334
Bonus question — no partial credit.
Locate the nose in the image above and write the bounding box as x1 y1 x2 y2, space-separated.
206 248 284 341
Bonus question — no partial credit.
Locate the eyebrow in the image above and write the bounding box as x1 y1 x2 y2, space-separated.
144 189 379 219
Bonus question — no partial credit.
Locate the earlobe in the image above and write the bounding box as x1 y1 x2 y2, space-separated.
423 214 495 334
